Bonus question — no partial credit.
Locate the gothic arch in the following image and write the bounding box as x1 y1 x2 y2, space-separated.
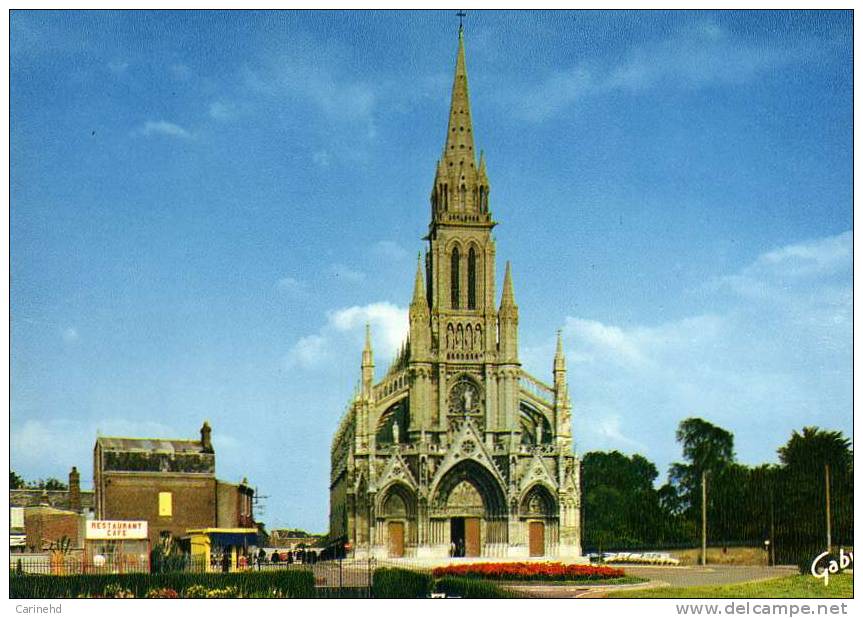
467 246 477 309
377 481 418 519
519 482 558 518
451 246 461 309
431 459 507 518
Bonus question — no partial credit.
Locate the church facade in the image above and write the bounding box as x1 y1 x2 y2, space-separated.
329 30 581 560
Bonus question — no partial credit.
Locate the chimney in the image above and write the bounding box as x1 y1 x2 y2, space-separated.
69 466 81 513
200 421 213 453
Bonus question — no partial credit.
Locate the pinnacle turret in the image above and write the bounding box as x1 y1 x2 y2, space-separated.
411 254 427 308
554 329 566 372
500 261 516 309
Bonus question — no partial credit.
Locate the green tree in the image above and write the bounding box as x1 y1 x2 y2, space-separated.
10 470 25 489
581 451 674 550
774 427 853 565
26 478 68 490
667 417 745 549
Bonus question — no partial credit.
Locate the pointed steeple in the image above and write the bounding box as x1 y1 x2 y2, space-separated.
411 253 427 307
554 329 566 373
429 27 491 223
500 261 516 308
361 323 374 397
362 323 373 367
443 29 475 164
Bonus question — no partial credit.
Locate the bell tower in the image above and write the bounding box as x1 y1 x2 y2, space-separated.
407 27 521 442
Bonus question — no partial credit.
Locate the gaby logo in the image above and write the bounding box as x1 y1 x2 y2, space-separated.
811 549 853 586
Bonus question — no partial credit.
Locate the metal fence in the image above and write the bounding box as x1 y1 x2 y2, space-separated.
10 554 376 598
10 554 150 575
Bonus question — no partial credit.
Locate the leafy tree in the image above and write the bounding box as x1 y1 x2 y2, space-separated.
773 427 853 564
666 417 750 550
26 478 68 490
10 470 25 489
581 451 681 550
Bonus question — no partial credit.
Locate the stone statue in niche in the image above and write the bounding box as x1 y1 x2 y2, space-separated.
449 379 480 416
392 421 400 444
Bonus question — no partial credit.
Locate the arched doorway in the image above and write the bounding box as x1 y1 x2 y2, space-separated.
377 483 417 558
520 484 558 557
430 459 507 558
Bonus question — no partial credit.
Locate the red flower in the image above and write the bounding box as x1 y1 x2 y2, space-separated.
431 562 624 581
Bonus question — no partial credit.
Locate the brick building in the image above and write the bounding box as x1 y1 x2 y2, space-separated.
94 422 254 547
11 467 93 551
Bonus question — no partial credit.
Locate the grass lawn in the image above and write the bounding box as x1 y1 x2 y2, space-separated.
605 574 853 599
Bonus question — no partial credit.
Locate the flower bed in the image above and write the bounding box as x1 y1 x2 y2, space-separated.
431 562 625 581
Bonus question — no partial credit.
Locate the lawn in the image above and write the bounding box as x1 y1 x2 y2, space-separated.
605 574 853 599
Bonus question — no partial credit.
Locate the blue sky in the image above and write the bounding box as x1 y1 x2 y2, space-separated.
10 10 852 532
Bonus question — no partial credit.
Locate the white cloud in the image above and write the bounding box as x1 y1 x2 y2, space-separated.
329 302 409 355
287 334 328 369
328 263 365 284
240 41 378 143
276 276 307 298
170 63 192 80
138 120 192 139
514 21 812 121
61 327 79 344
547 231 850 473
371 240 409 262
286 302 408 371
107 59 129 74
12 418 179 482
209 100 235 120
312 150 330 167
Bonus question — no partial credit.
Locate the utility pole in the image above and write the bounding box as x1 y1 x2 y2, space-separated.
769 488 776 567
825 463 832 554
701 469 707 566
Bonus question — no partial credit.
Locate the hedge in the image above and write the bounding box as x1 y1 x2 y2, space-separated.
10 570 316 599
371 567 433 599
435 576 518 599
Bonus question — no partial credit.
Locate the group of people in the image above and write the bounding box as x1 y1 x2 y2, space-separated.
266 547 319 565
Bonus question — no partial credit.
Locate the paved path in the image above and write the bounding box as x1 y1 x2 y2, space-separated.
505 565 798 599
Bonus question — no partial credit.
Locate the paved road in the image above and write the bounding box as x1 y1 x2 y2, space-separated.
506 565 798 599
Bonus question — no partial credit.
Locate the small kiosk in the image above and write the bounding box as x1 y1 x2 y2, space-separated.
186 528 258 572
84 520 150 573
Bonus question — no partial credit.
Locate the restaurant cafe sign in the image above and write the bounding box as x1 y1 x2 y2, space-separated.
86 520 149 540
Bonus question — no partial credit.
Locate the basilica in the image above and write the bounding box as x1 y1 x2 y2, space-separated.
329 28 581 559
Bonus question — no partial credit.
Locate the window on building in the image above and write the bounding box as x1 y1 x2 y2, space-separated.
467 247 477 309
451 247 460 309
158 492 173 517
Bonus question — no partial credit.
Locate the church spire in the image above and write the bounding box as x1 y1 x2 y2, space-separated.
362 323 373 367
411 253 427 307
361 323 374 397
500 261 516 308
443 28 475 164
554 329 566 373
429 26 490 224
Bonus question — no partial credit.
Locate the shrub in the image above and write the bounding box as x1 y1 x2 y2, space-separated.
435 576 517 598
145 588 179 599
10 569 316 599
372 567 433 599
102 583 135 599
